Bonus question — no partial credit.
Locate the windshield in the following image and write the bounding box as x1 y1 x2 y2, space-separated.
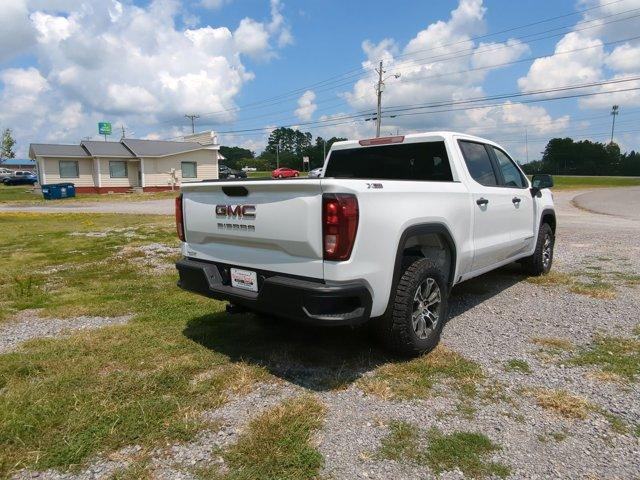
324 141 453 181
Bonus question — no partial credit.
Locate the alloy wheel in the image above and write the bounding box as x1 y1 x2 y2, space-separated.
412 277 441 339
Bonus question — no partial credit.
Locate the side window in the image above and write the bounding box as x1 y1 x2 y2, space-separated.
109 161 128 178
492 148 526 188
59 161 79 178
458 141 498 186
181 162 197 178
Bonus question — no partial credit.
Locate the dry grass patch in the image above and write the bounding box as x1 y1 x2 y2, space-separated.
222 396 325 480
531 337 574 351
526 271 573 286
569 280 616 299
359 346 483 400
528 388 592 419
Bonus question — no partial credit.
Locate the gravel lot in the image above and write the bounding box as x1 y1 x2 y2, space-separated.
7 188 640 479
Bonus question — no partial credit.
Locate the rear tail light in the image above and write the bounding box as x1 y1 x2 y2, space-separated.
323 194 358 261
175 194 185 241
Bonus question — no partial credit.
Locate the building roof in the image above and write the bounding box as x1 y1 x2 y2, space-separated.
122 139 204 157
0 158 36 166
29 143 90 158
81 141 135 158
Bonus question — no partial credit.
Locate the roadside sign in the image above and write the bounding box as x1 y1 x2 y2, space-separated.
98 122 112 136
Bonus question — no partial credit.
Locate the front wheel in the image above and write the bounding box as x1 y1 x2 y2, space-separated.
374 258 448 357
521 223 554 276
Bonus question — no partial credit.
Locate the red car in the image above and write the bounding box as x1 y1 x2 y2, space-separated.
272 167 300 179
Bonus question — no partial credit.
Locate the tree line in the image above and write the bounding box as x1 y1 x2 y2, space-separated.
522 138 640 177
220 127 346 171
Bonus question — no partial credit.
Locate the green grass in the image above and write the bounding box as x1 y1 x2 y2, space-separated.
504 359 532 374
222 396 325 480
0 212 274 476
0 185 178 204
358 346 483 400
548 175 640 190
570 336 640 381
0 211 409 477
376 422 510 478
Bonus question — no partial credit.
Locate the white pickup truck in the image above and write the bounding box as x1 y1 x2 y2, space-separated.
176 132 556 356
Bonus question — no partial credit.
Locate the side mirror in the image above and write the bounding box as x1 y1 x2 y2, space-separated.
531 174 553 189
530 174 553 197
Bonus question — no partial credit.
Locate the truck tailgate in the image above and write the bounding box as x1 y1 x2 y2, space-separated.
181 179 324 278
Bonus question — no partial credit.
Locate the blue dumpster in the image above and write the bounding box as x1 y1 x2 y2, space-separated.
42 183 76 200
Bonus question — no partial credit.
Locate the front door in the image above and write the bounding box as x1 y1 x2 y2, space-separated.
128 163 140 187
458 140 515 271
489 146 535 257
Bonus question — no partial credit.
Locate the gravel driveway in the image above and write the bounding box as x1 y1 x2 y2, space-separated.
0 198 173 215
8 189 640 480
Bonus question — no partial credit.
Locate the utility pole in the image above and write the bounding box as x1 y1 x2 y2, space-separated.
525 128 529 163
121 125 126 140
185 114 200 134
374 61 400 137
610 105 619 144
276 141 280 169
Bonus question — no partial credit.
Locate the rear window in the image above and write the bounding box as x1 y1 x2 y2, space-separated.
324 141 453 181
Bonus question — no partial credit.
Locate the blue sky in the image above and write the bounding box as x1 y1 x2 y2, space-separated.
1 0 639 160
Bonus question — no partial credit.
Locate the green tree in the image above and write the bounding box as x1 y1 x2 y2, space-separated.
1 128 16 162
219 146 254 169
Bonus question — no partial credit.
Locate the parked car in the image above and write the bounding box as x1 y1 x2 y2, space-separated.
0 168 14 180
241 166 257 172
176 132 555 356
271 167 299 178
308 167 323 178
3 171 37 185
219 165 247 179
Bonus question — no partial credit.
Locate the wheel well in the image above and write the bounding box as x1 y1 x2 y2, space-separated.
402 232 454 286
542 212 556 233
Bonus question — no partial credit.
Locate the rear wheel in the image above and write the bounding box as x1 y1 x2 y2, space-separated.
374 258 448 357
521 223 554 276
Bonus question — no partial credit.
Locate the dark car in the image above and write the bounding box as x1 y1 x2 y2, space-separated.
2 171 37 185
219 165 247 179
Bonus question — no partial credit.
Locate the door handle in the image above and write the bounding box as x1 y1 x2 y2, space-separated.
476 198 489 206
512 197 521 204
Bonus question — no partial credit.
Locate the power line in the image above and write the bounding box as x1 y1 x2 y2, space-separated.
161 0 637 124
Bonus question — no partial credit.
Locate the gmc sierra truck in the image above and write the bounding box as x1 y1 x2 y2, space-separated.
176 132 556 356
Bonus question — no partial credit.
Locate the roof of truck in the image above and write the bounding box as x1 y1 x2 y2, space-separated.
331 131 499 150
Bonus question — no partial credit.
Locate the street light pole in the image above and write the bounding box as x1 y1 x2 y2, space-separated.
610 105 619 144
374 61 400 138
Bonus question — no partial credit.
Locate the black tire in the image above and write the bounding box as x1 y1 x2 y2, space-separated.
521 223 554 276
374 257 448 357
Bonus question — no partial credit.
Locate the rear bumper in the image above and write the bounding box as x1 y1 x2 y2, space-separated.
176 258 372 326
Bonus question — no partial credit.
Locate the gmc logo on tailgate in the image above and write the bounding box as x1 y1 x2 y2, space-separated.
215 204 256 219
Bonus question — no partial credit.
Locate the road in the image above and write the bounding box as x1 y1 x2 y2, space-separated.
571 186 640 220
0 198 173 215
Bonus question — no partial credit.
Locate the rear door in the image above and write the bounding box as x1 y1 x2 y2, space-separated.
458 140 515 270
489 146 535 257
181 179 324 278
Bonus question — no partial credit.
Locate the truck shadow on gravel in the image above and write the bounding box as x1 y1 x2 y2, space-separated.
183 265 526 391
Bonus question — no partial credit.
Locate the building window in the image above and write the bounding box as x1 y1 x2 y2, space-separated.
181 162 197 178
59 160 79 178
109 161 128 178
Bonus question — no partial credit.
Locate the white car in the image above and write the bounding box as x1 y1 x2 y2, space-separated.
241 166 257 172
308 167 323 178
176 132 555 356
0 168 14 180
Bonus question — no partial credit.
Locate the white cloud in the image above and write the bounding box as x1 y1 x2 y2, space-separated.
234 0 292 59
0 0 293 156
0 0 36 63
605 43 640 72
338 0 559 148
295 90 317 121
200 0 232 9
517 32 605 92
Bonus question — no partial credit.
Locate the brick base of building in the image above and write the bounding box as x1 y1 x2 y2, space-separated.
74 186 177 194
